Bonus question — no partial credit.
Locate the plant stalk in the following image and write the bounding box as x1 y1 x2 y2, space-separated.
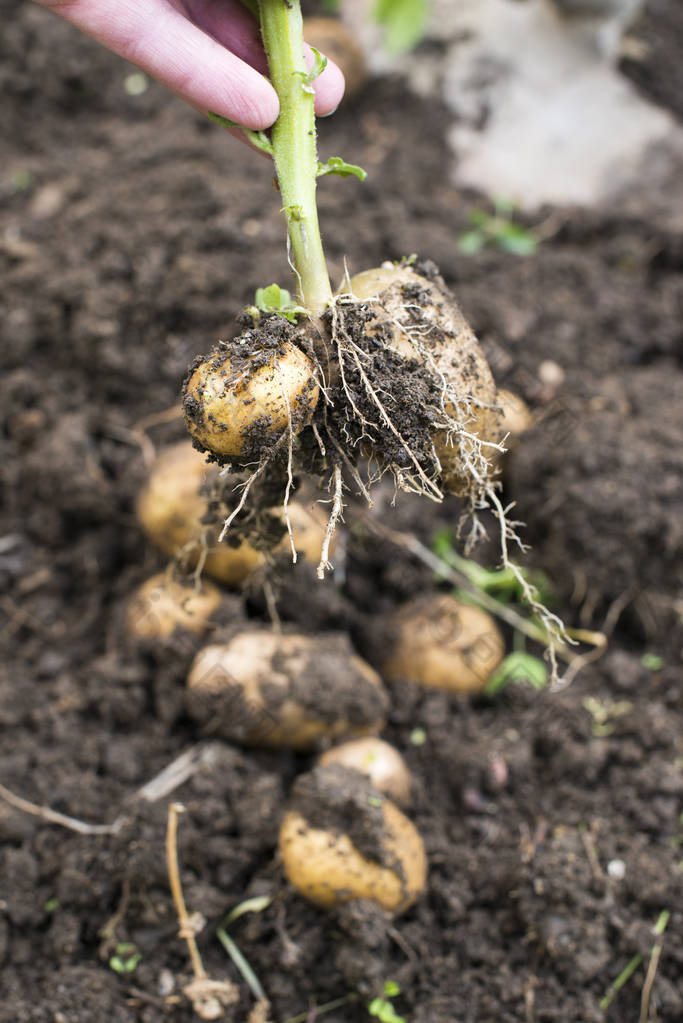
257 0 332 315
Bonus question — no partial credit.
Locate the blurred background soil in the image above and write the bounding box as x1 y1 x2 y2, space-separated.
0 1 681 1021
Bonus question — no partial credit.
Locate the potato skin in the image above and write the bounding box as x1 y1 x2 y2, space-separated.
318 738 412 806
126 573 221 638
183 340 319 460
346 266 498 495
383 594 504 694
495 389 532 443
137 442 333 585
279 765 426 914
186 632 388 750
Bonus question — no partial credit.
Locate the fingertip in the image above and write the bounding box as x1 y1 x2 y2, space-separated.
306 48 346 117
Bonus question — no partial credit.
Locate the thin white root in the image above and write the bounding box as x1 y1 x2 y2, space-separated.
488 486 572 686
317 464 344 580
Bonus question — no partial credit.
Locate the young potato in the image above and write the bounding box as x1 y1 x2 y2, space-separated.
137 442 334 585
183 335 319 461
318 738 412 806
303 17 367 98
186 632 388 750
495 389 532 445
344 266 499 495
382 594 504 694
126 572 221 639
279 765 426 914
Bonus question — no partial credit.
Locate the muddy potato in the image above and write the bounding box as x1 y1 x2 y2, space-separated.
136 441 264 585
137 442 334 585
126 572 221 639
183 339 319 460
383 594 504 694
318 737 412 806
279 765 426 914
345 266 499 495
303 17 367 98
186 631 388 749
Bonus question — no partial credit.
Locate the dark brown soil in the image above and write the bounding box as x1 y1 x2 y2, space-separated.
1 3 682 1023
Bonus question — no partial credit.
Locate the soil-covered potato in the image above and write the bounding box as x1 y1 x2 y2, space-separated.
303 17 367 98
137 442 334 585
279 764 426 913
318 737 412 805
183 327 319 461
186 632 388 749
345 265 500 495
126 572 221 638
382 593 504 694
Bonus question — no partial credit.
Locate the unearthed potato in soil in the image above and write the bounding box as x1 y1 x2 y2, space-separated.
318 737 412 806
279 764 426 913
495 389 532 444
186 632 388 749
383 594 504 694
344 265 499 496
126 572 221 638
303 17 367 97
137 442 334 585
183 328 319 460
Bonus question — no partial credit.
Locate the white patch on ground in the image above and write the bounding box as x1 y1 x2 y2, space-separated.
342 0 683 218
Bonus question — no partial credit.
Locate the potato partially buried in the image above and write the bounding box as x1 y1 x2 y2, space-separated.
382 594 504 694
186 632 388 749
279 764 426 914
137 441 334 586
126 572 221 639
318 737 412 806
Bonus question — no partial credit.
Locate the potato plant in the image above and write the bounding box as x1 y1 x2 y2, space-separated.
181 0 527 586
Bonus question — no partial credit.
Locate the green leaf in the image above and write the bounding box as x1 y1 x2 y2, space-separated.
498 224 537 256
373 0 428 53
304 47 328 85
384 981 401 997
485 652 548 695
457 230 485 255
318 156 368 181
641 652 664 671
207 111 273 156
109 943 141 974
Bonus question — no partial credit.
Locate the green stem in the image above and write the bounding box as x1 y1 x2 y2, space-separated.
257 0 332 316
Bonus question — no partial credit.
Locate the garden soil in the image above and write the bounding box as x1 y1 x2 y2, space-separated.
1 2 681 1022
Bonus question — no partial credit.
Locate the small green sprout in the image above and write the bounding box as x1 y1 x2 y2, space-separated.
367 795 384 808
582 696 633 737
641 652 664 671
10 169 33 191
458 198 538 257
247 283 309 323
409 728 427 746
485 651 548 695
44 897 59 913
368 981 407 1022
109 942 141 974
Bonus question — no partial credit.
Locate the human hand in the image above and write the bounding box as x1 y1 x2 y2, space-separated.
33 0 345 131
